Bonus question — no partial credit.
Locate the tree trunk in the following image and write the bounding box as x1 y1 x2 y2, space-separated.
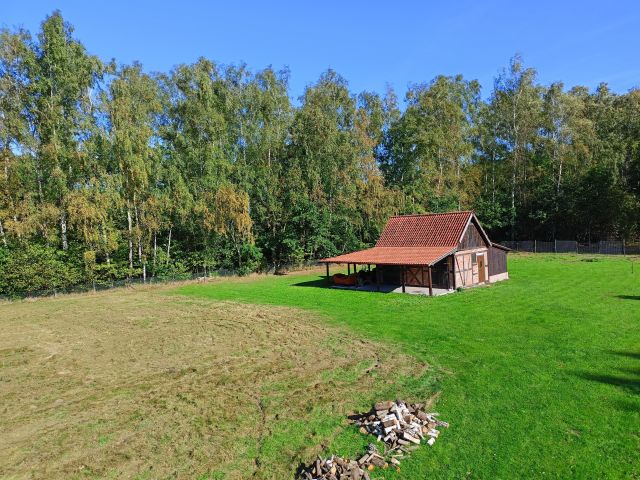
134 204 142 263
60 210 68 250
166 228 172 264
127 207 134 269
102 223 110 264
511 168 516 241
0 219 6 246
491 149 496 203
153 233 157 268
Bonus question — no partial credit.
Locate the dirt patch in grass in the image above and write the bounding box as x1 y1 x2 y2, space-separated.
0 286 431 479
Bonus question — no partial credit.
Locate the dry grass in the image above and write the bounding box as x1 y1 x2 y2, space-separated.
0 285 429 479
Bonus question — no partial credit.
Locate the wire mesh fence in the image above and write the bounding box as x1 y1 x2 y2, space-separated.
500 240 640 255
0 273 205 301
0 260 326 301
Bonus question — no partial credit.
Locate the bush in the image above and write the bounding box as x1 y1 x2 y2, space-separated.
235 242 263 275
93 260 133 286
0 244 83 296
152 260 192 280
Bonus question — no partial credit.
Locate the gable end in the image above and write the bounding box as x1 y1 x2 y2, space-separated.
458 219 490 250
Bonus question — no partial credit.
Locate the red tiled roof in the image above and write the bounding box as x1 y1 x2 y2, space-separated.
375 211 473 248
319 211 483 266
319 246 455 266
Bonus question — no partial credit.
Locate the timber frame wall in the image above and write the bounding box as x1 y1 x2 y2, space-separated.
454 220 490 288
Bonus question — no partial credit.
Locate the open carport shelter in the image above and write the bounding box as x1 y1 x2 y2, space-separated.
319 211 510 295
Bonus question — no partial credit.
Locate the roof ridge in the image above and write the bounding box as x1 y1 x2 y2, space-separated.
390 211 473 218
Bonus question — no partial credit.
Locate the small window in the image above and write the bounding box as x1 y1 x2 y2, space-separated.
471 253 477 264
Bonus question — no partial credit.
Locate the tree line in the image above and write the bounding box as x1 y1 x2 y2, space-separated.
1 12 638 295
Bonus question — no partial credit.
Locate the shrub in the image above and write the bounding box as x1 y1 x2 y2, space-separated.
153 260 192 280
0 244 83 296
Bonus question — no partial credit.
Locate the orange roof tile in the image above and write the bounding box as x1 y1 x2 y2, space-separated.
319 246 455 266
376 211 473 248
319 211 485 266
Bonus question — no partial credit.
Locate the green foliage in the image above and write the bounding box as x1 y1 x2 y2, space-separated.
93 261 131 286
0 244 82 296
1 14 640 295
152 259 192 281
0 247 9 293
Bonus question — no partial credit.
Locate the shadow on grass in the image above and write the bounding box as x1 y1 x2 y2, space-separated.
291 278 392 293
614 399 640 413
609 351 640 360
292 278 332 288
577 350 640 395
614 295 640 300
576 372 640 394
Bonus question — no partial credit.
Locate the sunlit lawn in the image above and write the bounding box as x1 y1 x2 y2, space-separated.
177 254 640 479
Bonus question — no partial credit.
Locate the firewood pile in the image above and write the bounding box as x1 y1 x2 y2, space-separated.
297 400 448 479
353 400 448 449
297 444 383 480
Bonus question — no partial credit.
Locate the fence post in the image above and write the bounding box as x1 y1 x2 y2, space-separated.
623 239 626 256
534 240 537 253
554 239 557 253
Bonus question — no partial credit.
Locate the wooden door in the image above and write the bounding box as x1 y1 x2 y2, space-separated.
477 254 486 282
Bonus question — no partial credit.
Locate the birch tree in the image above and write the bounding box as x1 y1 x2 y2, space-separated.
105 63 161 278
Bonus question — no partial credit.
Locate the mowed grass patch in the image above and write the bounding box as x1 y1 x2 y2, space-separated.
177 255 640 479
0 287 434 479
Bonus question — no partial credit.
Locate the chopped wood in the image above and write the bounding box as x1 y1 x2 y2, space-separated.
297 400 448 479
350 400 447 452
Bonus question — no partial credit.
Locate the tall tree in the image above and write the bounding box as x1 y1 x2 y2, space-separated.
0 28 37 246
31 11 102 250
489 55 543 239
105 63 161 278
382 75 480 212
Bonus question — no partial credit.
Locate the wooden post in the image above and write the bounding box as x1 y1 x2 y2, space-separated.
326 263 330 283
623 239 626 256
401 266 406 293
449 256 455 290
376 266 381 291
554 239 557 253
347 264 350 275
427 265 433 297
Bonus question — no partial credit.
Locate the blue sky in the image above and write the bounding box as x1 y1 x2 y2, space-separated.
3 1 640 101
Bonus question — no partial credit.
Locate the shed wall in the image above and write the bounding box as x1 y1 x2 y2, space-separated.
488 246 508 276
454 247 488 288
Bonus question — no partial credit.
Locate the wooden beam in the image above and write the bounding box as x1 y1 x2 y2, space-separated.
427 265 433 297
401 266 406 293
347 264 350 275
326 263 330 283
450 255 456 290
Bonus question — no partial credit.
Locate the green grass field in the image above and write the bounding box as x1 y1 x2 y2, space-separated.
1 254 638 479
177 254 640 479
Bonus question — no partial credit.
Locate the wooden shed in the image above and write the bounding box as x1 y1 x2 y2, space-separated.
319 211 509 295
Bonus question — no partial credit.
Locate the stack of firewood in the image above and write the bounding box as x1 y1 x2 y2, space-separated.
297 401 448 479
352 400 448 450
297 444 383 480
